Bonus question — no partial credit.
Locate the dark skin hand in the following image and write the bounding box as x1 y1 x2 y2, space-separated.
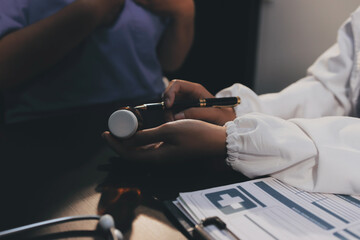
163 79 237 125
102 80 238 168
102 119 228 167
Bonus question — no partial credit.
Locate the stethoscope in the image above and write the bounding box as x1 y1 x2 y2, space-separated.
0 214 123 240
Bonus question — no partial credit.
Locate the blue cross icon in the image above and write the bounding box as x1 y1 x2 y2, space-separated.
205 188 256 215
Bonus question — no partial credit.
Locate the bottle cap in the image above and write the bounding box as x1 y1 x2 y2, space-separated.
108 109 138 139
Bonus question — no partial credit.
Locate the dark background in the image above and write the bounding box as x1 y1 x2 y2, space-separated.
165 0 261 95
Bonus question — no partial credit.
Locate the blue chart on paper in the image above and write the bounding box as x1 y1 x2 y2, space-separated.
254 181 334 230
205 188 257 215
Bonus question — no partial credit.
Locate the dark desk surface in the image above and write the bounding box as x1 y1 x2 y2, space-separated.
0 105 248 240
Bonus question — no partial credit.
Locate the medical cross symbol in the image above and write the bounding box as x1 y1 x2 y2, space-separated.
205 188 257 215
218 194 244 209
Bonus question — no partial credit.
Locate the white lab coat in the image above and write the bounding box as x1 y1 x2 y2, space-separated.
216 6 360 195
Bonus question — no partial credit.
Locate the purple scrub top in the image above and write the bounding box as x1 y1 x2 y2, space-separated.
0 0 167 123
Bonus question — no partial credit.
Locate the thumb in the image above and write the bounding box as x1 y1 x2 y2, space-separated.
129 125 167 146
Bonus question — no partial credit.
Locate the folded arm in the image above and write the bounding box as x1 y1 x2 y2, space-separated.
135 0 195 72
0 0 124 90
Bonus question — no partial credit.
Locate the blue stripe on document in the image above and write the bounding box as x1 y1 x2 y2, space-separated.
254 181 334 230
312 202 349 223
344 229 360 240
334 232 349 240
336 195 360 208
237 186 266 207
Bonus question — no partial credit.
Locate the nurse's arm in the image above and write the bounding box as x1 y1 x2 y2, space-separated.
0 0 124 90
135 0 195 72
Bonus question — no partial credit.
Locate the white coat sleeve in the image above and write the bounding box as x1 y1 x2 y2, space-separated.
216 16 356 119
220 13 360 195
225 113 360 195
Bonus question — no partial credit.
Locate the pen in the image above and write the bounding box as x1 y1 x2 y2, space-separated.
134 97 241 110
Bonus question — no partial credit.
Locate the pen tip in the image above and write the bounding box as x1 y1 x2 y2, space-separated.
134 105 147 110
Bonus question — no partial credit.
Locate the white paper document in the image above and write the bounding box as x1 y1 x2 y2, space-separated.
176 177 360 240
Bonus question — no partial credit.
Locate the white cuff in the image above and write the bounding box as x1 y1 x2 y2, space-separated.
225 113 317 179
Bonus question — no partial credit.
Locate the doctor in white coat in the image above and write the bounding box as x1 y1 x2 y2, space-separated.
103 6 360 195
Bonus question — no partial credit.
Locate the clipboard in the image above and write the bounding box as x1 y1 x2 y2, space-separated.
163 200 241 240
162 177 360 240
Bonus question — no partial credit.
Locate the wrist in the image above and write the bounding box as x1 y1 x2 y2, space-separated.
211 125 228 158
216 108 237 126
229 108 237 121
